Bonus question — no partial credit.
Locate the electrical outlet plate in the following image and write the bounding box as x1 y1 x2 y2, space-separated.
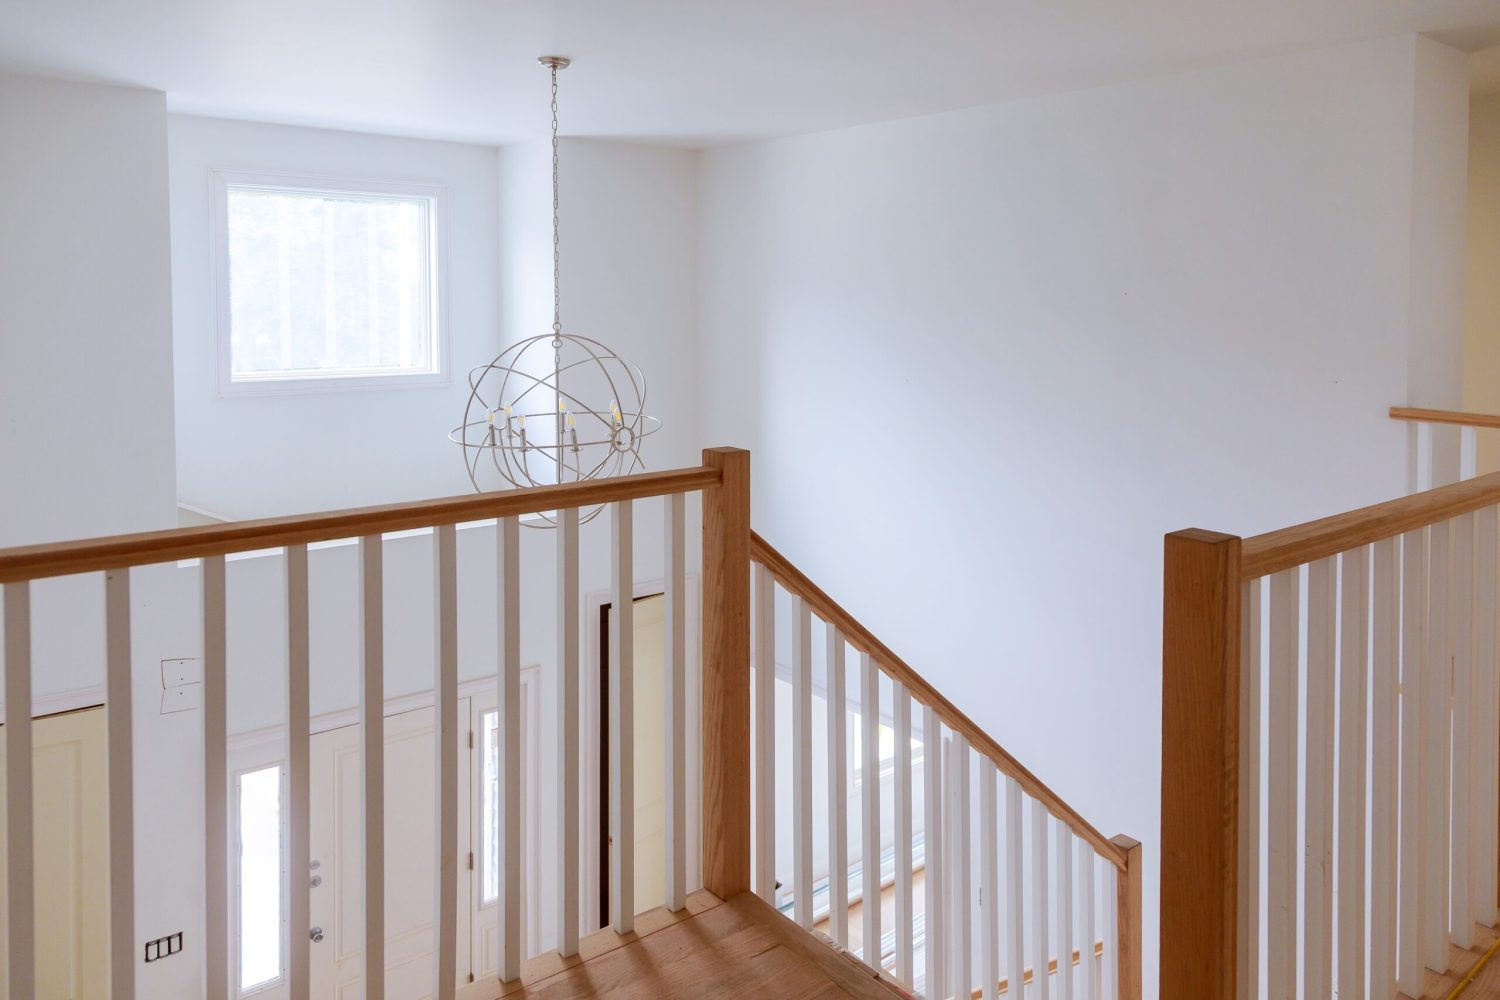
144 931 183 963
161 658 201 687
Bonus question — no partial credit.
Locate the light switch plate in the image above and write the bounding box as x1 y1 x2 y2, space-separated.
161 658 201 687
161 684 202 715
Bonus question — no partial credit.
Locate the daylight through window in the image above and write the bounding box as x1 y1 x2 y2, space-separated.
220 175 442 387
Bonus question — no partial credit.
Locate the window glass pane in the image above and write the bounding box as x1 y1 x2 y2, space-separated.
851 723 901 766
238 765 283 992
482 709 500 904
226 185 435 381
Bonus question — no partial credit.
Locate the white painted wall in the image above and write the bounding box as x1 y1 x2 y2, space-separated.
697 34 1470 993
167 116 503 517
1464 93 1500 475
0 75 178 546
498 138 702 475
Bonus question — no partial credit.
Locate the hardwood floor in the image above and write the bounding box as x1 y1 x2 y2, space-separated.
1415 923 1500 999
491 890 911 999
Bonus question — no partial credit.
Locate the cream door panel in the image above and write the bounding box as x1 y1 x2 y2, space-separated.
0 707 110 1000
310 701 471 1000
630 596 667 914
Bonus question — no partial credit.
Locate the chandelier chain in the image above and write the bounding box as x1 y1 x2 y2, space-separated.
451 54 658 521
551 64 562 351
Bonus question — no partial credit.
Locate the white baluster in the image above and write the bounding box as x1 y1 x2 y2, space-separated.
1399 528 1426 996
1080 842 1097 1000
1305 558 1335 998
753 563 776 904
949 735 971 999
792 596 813 930
106 569 136 1000
664 495 687 914
1337 547 1369 997
609 501 635 933
1423 519 1451 970
3 582 34 1000
1033 802 1051 1000
1476 506 1500 928
862 651 882 967
827 627 849 944
497 518 522 978
1006 777 1024 1000
204 557 229 1000
287 544 312 1000
981 760 998 1000
1056 821 1074 1000
1417 421 1434 492
360 537 387 998
1267 566 1299 997
924 705 945 999
1102 859 1118 1000
1237 577 1261 1000
434 525 459 1000
894 681 914 982
1370 537 1399 996
556 507 581 956
1461 425 1478 481
1452 512 1475 949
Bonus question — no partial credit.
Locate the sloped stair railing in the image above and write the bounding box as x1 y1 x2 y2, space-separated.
751 532 1143 1000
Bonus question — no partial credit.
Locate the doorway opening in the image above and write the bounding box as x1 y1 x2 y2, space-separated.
596 592 666 928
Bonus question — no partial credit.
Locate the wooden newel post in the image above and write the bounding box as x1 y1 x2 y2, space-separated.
1160 529 1242 1000
1111 834 1143 1000
702 447 752 899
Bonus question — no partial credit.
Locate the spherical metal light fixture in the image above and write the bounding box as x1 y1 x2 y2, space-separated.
450 55 659 525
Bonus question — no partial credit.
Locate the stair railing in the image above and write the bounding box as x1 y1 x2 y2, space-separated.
752 533 1144 1000
1161 469 1500 999
0 449 742 1000
1389 406 1497 489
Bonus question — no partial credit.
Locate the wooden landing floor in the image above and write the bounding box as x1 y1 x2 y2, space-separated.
489 890 911 1000
1416 922 1500 999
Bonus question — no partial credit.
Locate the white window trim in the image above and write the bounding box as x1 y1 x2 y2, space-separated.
209 167 452 397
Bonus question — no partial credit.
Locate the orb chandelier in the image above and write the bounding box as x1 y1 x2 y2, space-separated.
450 55 659 524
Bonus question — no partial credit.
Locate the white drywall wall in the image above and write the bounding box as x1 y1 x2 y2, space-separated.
0 75 178 546
697 34 1470 993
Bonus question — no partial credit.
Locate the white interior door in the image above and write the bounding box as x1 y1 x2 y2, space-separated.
0 707 110 1000
310 701 472 1000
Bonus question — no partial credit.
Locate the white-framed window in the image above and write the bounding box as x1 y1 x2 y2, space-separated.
233 762 287 997
211 169 448 394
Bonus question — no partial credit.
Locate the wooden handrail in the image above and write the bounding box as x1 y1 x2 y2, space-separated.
749 531 1129 870
1239 468 1500 579
0 466 721 583
1389 405 1500 429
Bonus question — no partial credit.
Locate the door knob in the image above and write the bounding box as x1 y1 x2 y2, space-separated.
310 927 324 944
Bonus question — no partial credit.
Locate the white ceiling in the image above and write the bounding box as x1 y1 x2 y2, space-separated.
3 0 1500 147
